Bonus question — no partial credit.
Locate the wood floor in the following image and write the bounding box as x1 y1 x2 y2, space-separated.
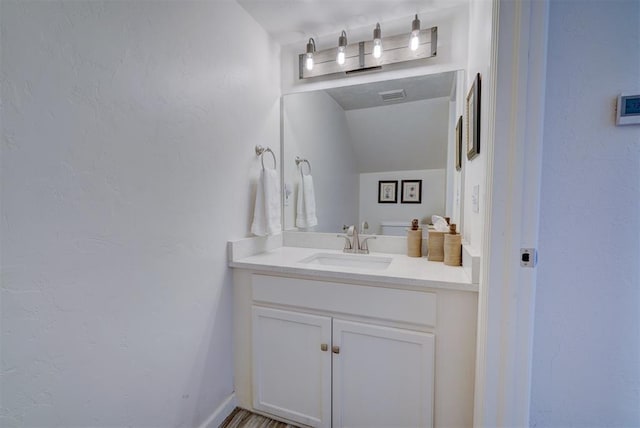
219 408 300 428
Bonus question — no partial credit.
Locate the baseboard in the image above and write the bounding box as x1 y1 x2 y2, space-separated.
199 393 237 428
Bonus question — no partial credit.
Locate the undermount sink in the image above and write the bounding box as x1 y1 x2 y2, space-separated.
298 252 392 271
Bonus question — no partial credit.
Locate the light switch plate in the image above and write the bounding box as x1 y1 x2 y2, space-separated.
472 185 480 213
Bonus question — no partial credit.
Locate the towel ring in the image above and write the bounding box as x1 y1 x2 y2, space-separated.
255 145 276 170
295 156 311 175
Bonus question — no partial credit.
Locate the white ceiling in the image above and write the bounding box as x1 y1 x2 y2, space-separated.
237 0 467 45
326 71 455 110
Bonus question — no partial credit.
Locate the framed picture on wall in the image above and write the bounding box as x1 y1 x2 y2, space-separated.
378 180 398 203
466 72 481 161
456 115 463 171
401 180 422 204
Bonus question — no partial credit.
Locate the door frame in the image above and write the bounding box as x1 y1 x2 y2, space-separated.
474 0 549 426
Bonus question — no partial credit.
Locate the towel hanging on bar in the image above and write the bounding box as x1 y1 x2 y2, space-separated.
251 145 281 236
296 170 317 229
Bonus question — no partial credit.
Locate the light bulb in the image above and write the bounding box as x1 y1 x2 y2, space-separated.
336 30 347 66
305 53 314 70
305 38 316 71
373 41 382 59
410 32 419 51
372 23 382 59
337 46 346 65
410 14 420 51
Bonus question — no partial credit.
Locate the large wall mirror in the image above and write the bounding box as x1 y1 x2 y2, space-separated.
283 71 462 235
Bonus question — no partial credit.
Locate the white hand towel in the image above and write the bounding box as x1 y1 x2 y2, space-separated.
296 174 318 229
251 168 282 236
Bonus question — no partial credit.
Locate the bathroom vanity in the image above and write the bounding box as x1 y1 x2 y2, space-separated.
229 234 478 428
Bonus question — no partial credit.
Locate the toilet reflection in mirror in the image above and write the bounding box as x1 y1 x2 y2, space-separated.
282 71 464 235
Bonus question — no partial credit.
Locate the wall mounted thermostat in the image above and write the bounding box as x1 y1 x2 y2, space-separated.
616 93 640 125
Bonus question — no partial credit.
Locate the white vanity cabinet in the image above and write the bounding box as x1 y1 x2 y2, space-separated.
332 319 434 428
232 270 477 428
252 306 434 428
252 307 331 427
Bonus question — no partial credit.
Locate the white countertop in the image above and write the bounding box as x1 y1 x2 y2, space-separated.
229 246 477 292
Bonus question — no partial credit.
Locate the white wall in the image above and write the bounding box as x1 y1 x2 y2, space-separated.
359 169 446 234
345 98 449 173
282 91 359 232
530 1 640 426
461 0 493 252
0 1 280 427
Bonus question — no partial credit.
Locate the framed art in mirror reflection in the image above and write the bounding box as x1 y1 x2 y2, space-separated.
378 180 398 203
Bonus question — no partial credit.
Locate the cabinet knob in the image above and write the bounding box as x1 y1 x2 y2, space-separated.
332 345 340 354
320 343 328 352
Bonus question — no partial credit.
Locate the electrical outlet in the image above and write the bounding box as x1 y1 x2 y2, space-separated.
283 182 292 207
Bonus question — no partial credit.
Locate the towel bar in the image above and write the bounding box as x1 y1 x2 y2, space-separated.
255 145 276 170
295 156 311 175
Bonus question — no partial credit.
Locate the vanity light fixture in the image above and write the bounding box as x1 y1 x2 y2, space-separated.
337 30 348 65
305 38 316 71
372 23 383 59
298 19 437 79
410 14 421 51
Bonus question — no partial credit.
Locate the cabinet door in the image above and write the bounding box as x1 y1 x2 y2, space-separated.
252 306 331 427
332 320 435 428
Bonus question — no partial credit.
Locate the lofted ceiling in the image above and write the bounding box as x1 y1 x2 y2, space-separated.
237 0 467 45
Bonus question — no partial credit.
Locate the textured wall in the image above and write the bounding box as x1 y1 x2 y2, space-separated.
0 1 280 426
531 1 640 426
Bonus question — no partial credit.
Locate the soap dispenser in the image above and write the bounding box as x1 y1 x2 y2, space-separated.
444 223 462 266
407 218 422 257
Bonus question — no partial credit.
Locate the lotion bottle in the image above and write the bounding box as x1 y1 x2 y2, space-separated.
407 219 422 257
444 223 462 266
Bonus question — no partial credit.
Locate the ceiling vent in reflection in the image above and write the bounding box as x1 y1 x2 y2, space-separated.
379 89 406 102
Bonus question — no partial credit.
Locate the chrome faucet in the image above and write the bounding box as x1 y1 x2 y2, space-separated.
358 235 376 254
349 225 360 253
337 233 353 251
337 225 376 254
337 225 357 253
